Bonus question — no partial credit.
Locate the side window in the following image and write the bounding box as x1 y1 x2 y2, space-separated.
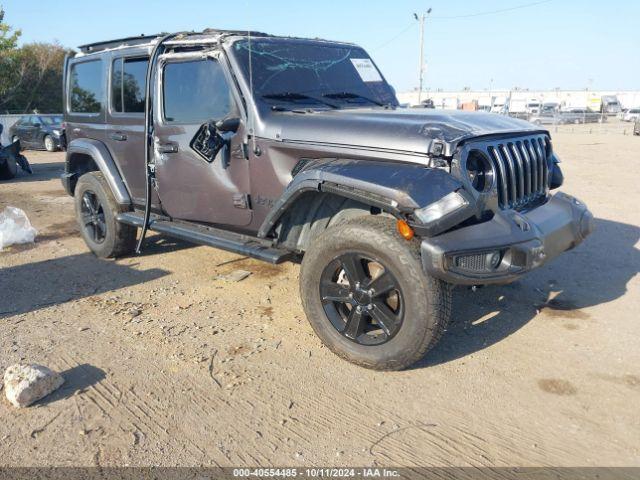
163 59 236 124
69 60 103 114
112 57 148 113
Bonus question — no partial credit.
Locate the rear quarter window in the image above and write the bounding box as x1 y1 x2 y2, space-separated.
69 60 103 114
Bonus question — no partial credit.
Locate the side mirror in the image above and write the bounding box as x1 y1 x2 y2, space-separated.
32 122 41 128
215 117 240 133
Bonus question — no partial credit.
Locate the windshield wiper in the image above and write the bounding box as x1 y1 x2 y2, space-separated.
261 92 339 109
322 92 385 107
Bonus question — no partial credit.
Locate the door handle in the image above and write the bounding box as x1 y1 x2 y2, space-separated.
110 132 127 141
157 142 178 153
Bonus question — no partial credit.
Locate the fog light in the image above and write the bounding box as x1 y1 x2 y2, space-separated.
487 251 501 269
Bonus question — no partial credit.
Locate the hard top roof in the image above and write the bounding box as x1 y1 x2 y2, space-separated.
76 29 355 55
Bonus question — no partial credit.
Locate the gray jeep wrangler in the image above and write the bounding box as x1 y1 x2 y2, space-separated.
61 30 593 370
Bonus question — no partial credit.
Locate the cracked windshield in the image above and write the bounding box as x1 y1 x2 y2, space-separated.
232 39 398 109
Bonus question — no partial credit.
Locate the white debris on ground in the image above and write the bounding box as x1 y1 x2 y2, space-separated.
216 269 252 282
3 364 64 408
0 207 37 250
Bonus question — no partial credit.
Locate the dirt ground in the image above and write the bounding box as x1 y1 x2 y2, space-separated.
1 123 639 467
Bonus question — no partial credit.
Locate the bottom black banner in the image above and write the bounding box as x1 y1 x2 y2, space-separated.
0 467 638 480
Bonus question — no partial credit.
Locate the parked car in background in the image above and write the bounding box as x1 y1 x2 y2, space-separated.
560 109 604 124
634 118 640 136
623 109 640 122
528 112 558 125
8 114 64 152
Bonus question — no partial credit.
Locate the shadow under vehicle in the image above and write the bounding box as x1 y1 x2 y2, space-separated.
60 30 594 370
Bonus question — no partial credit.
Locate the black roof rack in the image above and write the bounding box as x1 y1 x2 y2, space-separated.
76 29 273 54
77 34 164 53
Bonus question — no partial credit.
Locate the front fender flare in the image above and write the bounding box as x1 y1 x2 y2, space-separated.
65 138 131 206
258 158 463 238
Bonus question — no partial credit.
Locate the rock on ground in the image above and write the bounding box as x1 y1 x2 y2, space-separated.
3 364 64 408
217 270 252 282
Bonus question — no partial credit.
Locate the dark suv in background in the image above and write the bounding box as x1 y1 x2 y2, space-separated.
61 30 593 370
9 114 64 151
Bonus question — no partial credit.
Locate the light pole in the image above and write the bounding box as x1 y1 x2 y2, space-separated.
414 8 432 104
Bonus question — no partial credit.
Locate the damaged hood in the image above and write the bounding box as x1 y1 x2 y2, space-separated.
265 108 544 156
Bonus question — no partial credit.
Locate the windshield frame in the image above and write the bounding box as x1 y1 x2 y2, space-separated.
226 37 398 112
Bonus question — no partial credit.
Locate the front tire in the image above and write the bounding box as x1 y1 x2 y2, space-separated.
43 135 56 152
74 172 137 258
300 216 451 371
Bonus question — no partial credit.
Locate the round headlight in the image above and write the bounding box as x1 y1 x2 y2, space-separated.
466 151 494 193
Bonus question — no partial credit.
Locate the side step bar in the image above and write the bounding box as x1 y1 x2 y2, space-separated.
116 212 295 264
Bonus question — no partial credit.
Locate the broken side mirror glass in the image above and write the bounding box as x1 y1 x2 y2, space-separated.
190 118 240 164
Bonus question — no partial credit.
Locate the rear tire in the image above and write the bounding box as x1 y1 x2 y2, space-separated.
74 172 136 258
300 216 452 370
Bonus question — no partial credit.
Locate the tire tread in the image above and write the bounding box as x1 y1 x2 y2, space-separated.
300 215 451 371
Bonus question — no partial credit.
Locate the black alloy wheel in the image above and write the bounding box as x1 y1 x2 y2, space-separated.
80 190 107 244
319 253 404 346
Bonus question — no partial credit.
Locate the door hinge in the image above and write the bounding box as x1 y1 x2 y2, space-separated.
233 193 251 210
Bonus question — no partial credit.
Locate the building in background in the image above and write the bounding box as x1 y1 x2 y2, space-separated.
397 90 640 113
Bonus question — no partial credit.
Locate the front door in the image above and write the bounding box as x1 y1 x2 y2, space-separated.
153 54 251 227
20 116 38 146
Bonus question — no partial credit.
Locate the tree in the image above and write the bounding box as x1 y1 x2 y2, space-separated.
6 42 69 113
0 7 20 51
1 8 69 113
0 6 24 111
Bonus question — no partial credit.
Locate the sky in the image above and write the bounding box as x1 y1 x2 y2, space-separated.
3 0 639 93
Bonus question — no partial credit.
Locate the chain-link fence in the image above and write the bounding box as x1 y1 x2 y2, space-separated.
0 114 25 145
545 117 638 136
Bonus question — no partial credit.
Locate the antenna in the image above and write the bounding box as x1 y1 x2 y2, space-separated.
247 29 258 154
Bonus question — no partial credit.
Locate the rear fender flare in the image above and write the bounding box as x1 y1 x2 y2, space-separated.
65 138 131 206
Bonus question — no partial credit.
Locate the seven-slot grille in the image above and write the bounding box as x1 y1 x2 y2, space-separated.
477 135 550 210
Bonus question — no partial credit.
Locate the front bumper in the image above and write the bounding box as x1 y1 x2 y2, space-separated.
420 192 594 285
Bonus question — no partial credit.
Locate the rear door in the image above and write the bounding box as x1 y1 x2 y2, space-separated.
153 52 251 227
11 117 28 143
106 54 149 204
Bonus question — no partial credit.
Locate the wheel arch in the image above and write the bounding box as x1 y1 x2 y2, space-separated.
63 138 131 206
259 158 463 252
272 190 391 252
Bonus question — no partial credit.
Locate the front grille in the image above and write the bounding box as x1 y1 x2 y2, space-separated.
481 136 550 210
